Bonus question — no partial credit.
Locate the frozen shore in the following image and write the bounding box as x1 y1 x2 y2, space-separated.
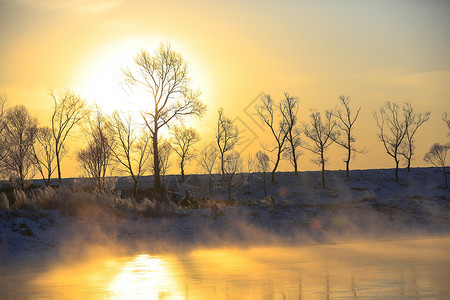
1 168 449 260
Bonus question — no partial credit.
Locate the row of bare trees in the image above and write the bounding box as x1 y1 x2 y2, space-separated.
0 41 447 195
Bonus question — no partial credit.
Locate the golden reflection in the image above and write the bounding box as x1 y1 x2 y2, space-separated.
108 254 182 299
16 237 449 299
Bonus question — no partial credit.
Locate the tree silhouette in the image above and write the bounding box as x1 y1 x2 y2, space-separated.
199 144 218 195
171 125 200 182
302 110 337 189
256 150 270 197
216 108 239 180
1 105 38 190
424 143 448 189
109 111 151 198
330 96 364 178
256 94 289 183
50 89 89 183
32 127 56 186
122 42 207 190
374 101 408 181
400 102 430 172
280 93 301 175
77 108 114 193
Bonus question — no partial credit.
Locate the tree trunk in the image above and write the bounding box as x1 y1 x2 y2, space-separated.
133 179 138 198
180 157 185 182
221 152 225 181
153 124 161 190
406 158 411 173
321 154 326 189
395 158 399 182
290 138 298 176
272 149 281 183
209 175 213 195
56 148 62 183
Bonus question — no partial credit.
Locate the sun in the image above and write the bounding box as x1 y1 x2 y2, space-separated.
75 38 209 124
76 38 160 118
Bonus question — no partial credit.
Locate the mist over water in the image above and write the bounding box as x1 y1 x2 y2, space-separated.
1 236 449 299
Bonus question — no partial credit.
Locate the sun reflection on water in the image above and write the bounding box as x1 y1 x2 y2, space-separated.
108 254 182 299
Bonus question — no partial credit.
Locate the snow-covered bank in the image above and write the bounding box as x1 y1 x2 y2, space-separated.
0 168 449 261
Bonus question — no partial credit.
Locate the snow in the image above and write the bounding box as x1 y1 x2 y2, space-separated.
0 167 449 262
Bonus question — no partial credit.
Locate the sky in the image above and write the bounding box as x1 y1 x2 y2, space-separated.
1 0 449 178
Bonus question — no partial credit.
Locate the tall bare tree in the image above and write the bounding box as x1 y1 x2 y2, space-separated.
401 102 430 172
302 110 337 189
1 105 38 190
374 101 409 182
77 108 114 193
122 42 207 189
171 125 200 182
330 96 363 178
109 111 151 197
50 89 89 183
256 94 289 183
279 93 301 175
199 144 218 195
32 127 56 186
424 143 448 189
216 108 239 180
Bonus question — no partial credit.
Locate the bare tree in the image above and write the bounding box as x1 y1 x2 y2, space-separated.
330 96 363 178
244 154 255 194
171 125 200 182
256 94 289 183
302 110 337 189
1 105 38 190
122 42 207 190
77 108 114 193
32 127 56 186
109 111 151 197
199 144 218 195
223 151 243 204
424 143 448 189
401 102 430 172
216 108 239 180
443 113 450 136
50 89 89 183
373 101 409 182
256 150 270 197
280 92 301 175
153 139 172 186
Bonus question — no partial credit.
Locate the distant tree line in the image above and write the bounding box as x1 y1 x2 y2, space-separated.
0 42 448 198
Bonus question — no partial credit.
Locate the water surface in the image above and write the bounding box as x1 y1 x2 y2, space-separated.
1 236 449 299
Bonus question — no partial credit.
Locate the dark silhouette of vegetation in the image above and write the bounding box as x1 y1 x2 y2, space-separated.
424 143 448 189
171 125 200 182
77 108 114 193
256 94 289 183
280 93 301 175
122 42 207 190
400 102 430 173
199 144 218 195
302 110 337 189
330 96 364 178
109 111 151 197
374 101 408 182
1 105 38 190
32 127 56 186
216 108 239 180
256 150 270 197
50 89 89 183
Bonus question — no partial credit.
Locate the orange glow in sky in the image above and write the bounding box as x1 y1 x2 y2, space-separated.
1 0 449 178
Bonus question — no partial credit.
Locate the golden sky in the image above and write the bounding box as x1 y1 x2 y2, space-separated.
1 0 449 178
